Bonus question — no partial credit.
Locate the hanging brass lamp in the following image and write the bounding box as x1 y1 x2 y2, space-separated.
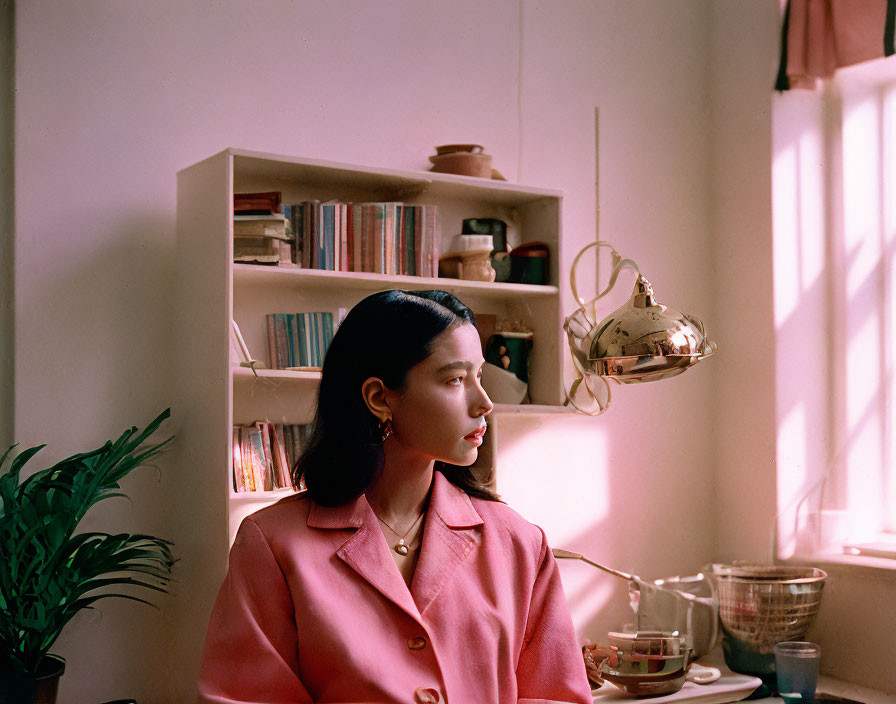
564 240 715 415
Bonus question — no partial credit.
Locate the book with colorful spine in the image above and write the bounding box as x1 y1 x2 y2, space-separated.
278 201 438 276
232 422 312 493
265 311 336 370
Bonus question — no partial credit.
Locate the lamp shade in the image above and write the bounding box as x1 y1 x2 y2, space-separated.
587 275 714 384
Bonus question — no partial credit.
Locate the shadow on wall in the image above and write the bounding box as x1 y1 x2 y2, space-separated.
20 211 179 704
1 0 15 450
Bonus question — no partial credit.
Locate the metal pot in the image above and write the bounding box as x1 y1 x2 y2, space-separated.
553 549 720 659
633 573 720 660
598 632 693 696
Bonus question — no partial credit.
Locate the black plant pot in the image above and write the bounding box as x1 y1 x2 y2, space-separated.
33 654 65 704
6 656 135 704
0 655 67 704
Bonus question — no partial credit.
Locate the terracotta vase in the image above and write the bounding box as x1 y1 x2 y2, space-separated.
33 655 65 704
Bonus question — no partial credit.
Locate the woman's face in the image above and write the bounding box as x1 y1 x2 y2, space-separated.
384 322 493 467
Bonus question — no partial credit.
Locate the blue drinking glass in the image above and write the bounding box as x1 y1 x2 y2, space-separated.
775 641 821 703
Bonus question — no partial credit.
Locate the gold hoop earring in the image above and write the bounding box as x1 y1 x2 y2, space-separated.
378 417 393 444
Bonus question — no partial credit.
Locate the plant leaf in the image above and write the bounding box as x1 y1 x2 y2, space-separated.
0 410 175 677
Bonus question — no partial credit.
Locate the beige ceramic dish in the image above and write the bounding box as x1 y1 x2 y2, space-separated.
428 151 493 178
437 249 495 281
600 665 689 697
434 144 484 155
599 649 694 696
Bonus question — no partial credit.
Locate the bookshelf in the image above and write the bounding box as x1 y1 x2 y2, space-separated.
172 148 567 696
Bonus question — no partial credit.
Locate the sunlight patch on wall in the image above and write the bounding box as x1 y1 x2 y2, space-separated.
776 403 807 557
846 314 880 425
772 140 802 325
888 255 896 530
772 103 826 328
884 83 896 532
798 128 825 291
885 85 896 238
845 314 884 537
847 421 884 536
842 97 881 300
495 416 609 545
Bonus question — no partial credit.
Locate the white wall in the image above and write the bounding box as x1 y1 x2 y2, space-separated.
7 1 764 702
505 0 717 640
708 1 780 563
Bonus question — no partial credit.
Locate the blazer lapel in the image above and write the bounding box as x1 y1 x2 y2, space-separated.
411 472 484 615
308 496 423 625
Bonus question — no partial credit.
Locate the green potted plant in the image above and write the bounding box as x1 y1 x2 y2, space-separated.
0 409 175 704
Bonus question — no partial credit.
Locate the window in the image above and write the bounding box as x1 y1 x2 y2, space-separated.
773 56 896 560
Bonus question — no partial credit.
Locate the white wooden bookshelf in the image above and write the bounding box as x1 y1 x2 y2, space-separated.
232 262 560 297
232 365 573 416
172 148 566 698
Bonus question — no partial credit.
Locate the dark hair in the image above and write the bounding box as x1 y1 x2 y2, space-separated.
294 289 500 507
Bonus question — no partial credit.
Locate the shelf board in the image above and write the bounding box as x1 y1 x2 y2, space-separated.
229 148 564 206
232 368 571 415
230 488 299 501
492 403 575 415
233 366 320 382
232 264 559 299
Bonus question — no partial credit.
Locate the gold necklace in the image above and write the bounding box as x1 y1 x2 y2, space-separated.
375 511 424 555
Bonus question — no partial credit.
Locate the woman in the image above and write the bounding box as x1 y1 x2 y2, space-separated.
198 290 592 704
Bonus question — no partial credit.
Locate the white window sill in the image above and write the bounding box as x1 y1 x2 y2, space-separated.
779 551 896 580
841 540 896 559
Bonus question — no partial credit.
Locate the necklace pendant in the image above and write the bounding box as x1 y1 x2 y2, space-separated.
395 540 409 556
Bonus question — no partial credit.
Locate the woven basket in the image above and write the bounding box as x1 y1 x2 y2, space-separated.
713 563 826 655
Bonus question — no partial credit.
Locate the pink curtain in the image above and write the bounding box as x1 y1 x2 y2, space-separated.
779 0 894 89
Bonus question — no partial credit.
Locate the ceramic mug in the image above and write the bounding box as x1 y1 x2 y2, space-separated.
484 333 531 383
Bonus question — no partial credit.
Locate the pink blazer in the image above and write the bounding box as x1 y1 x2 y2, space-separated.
197 471 592 704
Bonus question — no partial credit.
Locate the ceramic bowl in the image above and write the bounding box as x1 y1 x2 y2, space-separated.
480 361 528 404
602 652 689 678
428 151 492 178
607 631 684 656
600 653 690 696
434 144 484 155
600 667 688 697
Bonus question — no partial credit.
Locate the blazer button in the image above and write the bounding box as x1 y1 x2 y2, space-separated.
414 686 441 703
407 636 427 650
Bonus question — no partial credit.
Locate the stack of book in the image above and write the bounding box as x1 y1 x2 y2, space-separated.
266 311 336 370
234 192 293 264
232 422 312 493
234 214 292 264
283 201 439 276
